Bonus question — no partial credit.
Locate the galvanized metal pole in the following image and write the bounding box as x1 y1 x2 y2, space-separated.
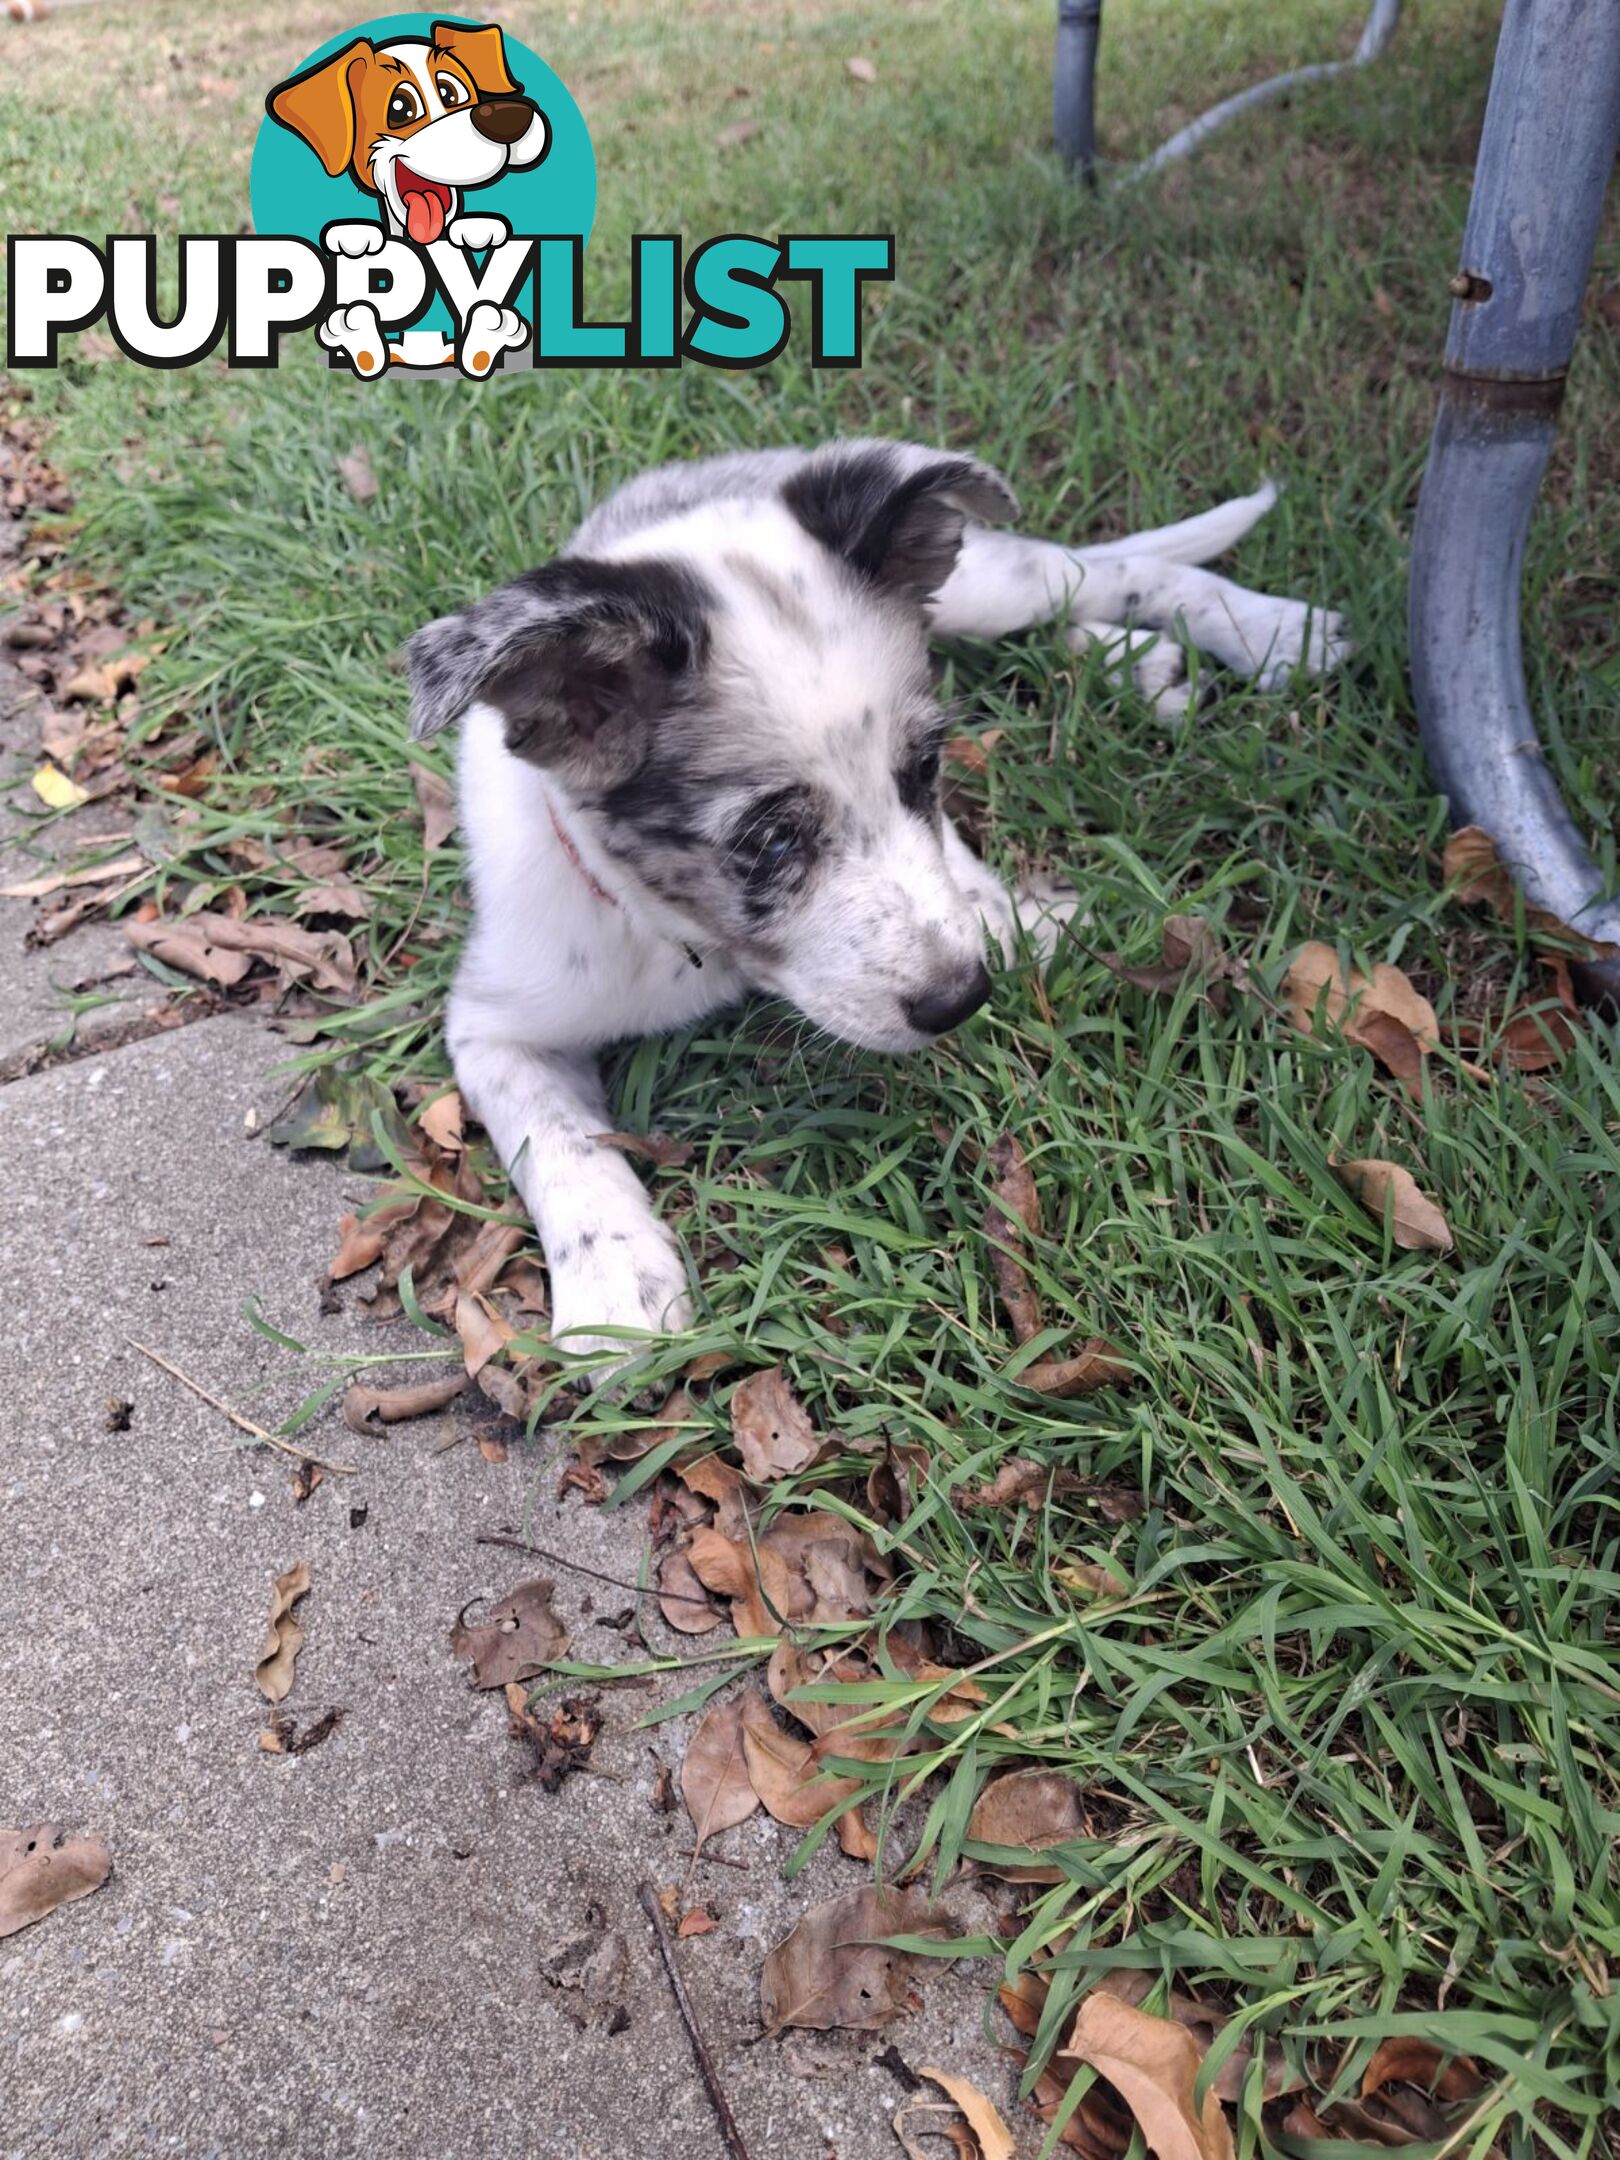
1408 0 1620 999
1054 0 1103 182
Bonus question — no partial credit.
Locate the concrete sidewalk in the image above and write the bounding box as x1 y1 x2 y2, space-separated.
0 1013 1010 2160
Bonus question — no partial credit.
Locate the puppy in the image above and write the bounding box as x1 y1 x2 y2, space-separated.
408 440 1348 1374
267 20 547 376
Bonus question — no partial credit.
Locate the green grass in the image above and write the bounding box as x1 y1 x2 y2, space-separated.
6 0 1620 2149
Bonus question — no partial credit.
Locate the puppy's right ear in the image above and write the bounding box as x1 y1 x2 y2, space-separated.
407 558 711 790
267 41 371 178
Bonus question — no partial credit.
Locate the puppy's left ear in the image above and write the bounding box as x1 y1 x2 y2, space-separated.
431 19 519 96
784 441 1019 608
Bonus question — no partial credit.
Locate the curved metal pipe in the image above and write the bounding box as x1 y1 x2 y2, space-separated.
1408 0 1620 1000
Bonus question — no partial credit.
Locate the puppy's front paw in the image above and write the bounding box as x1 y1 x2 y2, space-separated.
548 1222 693 1384
458 303 528 378
317 302 388 377
1013 871 1085 961
447 214 510 253
322 221 387 259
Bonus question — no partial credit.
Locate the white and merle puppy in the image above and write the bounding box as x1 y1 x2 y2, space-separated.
408 440 1348 1371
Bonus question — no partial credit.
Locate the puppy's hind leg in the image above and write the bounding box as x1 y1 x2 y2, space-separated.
449 1022 692 1380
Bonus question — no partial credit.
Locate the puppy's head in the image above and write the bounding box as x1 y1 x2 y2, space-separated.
408 444 1020 1052
267 21 548 242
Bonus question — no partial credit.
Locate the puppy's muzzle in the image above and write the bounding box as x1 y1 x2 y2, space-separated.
903 959 992 1039
471 96 539 144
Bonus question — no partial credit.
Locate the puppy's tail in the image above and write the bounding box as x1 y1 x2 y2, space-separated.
1075 479 1278 567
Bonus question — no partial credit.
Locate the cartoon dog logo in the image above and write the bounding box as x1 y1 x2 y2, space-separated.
266 19 549 377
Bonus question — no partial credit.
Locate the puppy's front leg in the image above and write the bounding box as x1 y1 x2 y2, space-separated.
450 1030 692 1374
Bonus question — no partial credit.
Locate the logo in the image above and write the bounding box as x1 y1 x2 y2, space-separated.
7 13 894 378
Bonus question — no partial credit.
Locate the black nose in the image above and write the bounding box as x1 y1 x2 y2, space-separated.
469 96 537 144
902 960 992 1038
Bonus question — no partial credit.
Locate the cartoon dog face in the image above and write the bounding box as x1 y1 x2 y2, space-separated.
268 20 549 243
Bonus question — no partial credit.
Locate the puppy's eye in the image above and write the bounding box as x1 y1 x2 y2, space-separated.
897 742 942 816
752 817 802 874
436 73 468 108
386 85 423 128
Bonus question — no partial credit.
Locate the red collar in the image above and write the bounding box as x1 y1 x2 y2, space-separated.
548 800 619 910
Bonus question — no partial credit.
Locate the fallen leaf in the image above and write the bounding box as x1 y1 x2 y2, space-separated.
0 1826 111 1940
593 1129 695 1168
740 1690 866 1832
420 1090 464 1152
503 1684 600 1789
918 2069 1016 2160
1017 1339 1132 1396
678 1906 718 1937
450 1578 570 1688
686 1524 793 1636
944 729 1005 776
984 1133 1043 1345
1103 915 1244 1011
715 117 760 150
759 1508 890 1625
254 1560 311 1704
1 850 145 900
967 1767 1091 1880
453 1289 512 1377
337 446 378 503
411 761 457 853
658 1546 722 1633
1284 943 1439 1089
31 764 89 810
292 880 371 922
730 1366 824 1480
760 1884 945 2034
127 910 356 996
342 1371 469 1429
1334 1159 1454 1253
680 1694 759 1849
846 54 878 82
1065 1990 1235 2160
1362 2037 1485 2105
1089 1971 1301 2105
290 1459 323 1504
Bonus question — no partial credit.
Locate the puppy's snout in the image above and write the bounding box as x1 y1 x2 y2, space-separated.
903 959 992 1039
470 96 538 144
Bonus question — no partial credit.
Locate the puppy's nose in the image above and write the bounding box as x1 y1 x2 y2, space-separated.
470 96 537 144
903 960 992 1038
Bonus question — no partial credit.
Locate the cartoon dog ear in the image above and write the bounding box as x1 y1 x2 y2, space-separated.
783 441 1019 608
407 558 711 789
267 40 372 178
430 20 519 97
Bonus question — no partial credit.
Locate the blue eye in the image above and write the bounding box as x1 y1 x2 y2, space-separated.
759 822 797 866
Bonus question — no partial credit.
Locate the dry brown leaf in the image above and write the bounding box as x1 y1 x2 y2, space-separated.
731 1366 824 1480
337 446 378 503
680 1694 759 1848
677 1906 718 1937
1018 1339 1132 1397
762 1884 945 2035
686 1524 793 1637
452 1213 527 1299
918 2068 1016 2160
760 1508 890 1625
453 1289 512 1377
658 1546 722 1633
1285 943 1439 1089
967 1767 1090 1881
740 1690 866 1832
420 1090 464 1152
293 880 371 922
254 1560 311 1704
0 1825 112 1940
1334 1159 1454 1253
450 1577 569 1689
985 1132 1043 1345
1066 1990 1235 2160
676 1450 752 1540
1362 2037 1486 2105
1103 915 1245 1011
126 910 356 996
1091 1971 1301 2106
1 850 145 900
410 761 457 853
1054 1558 1130 1600
341 1371 470 1430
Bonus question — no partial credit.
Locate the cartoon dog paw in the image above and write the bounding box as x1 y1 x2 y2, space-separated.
322 221 387 260
457 303 528 379
447 214 510 254
317 302 389 378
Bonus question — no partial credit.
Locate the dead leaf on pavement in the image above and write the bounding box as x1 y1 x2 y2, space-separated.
1285 943 1439 1090
450 1577 570 1689
0 1825 112 1940
730 1365 825 1480
984 1132 1043 1345
504 1683 600 1790
342 1371 470 1429
410 761 458 852
255 1560 311 1704
419 1089 464 1152
1334 1159 1454 1253
958 1458 1142 1519
967 1767 1091 1881
293 880 371 922
740 1689 868 1840
1 850 145 900
686 1523 794 1637
127 910 356 997
916 2068 1016 2160
680 1694 759 1850
761 1884 945 2035
1066 1990 1235 2160
453 1289 512 1377
658 1545 722 1632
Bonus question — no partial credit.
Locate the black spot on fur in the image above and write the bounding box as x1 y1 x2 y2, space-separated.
782 445 1015 608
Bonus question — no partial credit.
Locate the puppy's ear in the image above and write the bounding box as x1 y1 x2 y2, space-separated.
267 41 371 178
430 20 519 96
407 559 710 789
783 442 1019 607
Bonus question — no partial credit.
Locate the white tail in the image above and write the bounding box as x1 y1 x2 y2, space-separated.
1075 479 1279 567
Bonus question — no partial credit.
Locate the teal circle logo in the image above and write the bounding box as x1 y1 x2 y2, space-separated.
250 13 595 374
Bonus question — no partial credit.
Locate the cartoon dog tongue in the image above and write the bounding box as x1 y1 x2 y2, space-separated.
401 179 446 245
